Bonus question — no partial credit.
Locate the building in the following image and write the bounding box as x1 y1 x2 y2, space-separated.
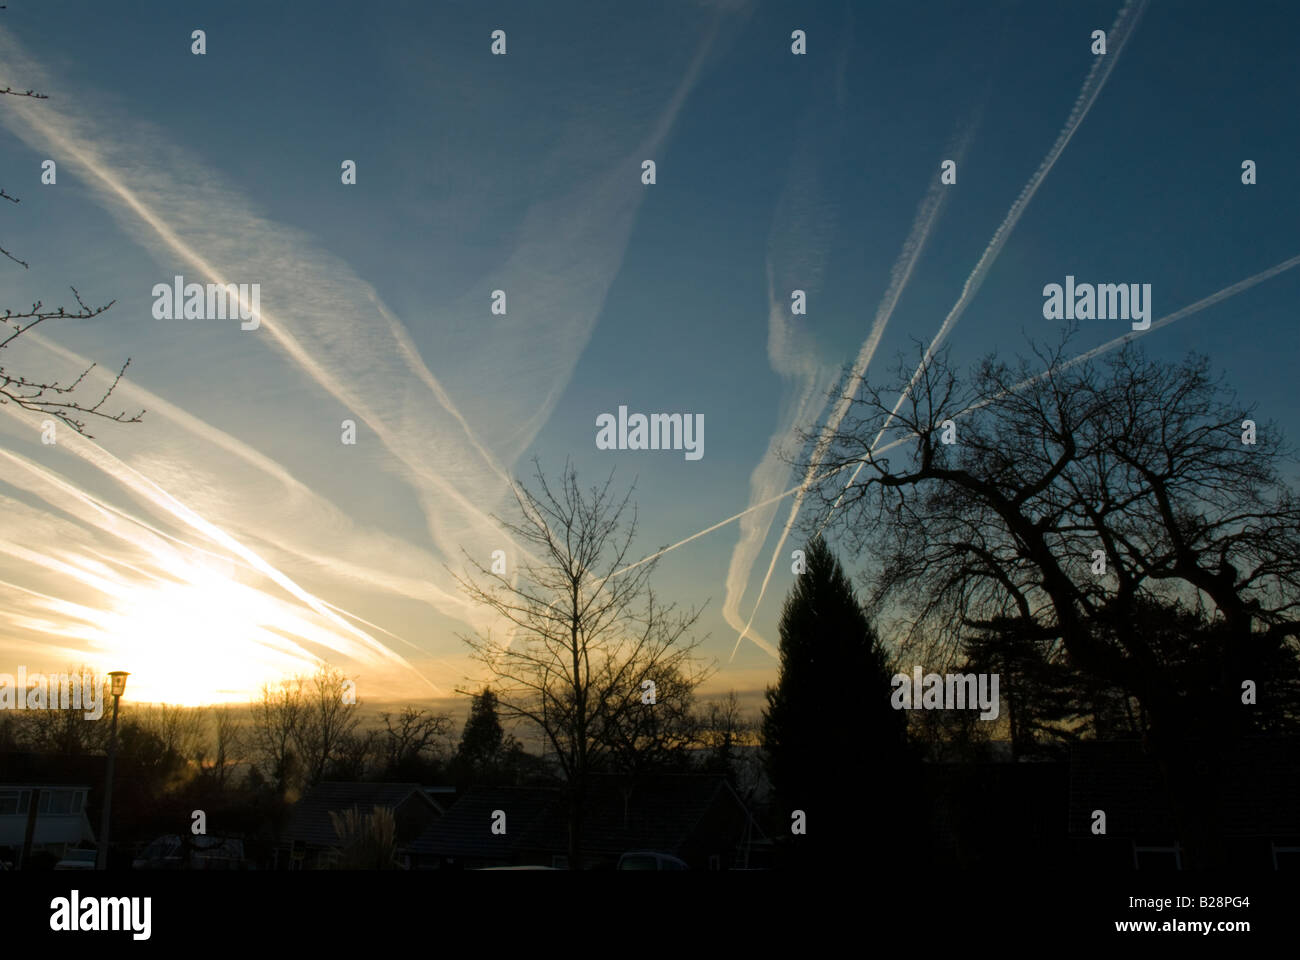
279 781 446 869
0 771 98 869
411 774 764 870
1067 738 1300 870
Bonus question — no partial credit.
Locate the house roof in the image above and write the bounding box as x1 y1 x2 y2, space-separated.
1067 738 1300 837
527 775 745 859
281 781 442 847
409 785 559 860
411 774 753 862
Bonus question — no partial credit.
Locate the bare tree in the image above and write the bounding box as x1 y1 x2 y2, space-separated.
698 690 749 769
251 675 305 796
294 665 362 786
9 665 109 754
196 705 244 790
802 332 1300 866
454 459 711 868
1 13 142 437
332 729 379 781
601 663 702 778
129 702 206 766
380 705 452 776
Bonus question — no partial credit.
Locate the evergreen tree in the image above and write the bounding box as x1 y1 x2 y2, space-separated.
761 537 913 866
453 687 520 785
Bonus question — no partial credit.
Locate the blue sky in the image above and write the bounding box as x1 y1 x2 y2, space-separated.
1 0 1297 705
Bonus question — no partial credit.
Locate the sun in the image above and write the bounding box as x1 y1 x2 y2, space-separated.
92 562 323 706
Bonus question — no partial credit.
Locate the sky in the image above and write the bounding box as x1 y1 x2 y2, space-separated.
0 0 1297 707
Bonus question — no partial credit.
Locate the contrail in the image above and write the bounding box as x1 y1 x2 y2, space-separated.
719 16 878 655
1 101 520 559
727 174 953 659
816 0 1149 533
607 249 1298 650
967 251 1300 412
723 118 976 659
0 408 420 679
0 23 727 656
816 249 1300 528
730 1 1149 658
18 330 487 622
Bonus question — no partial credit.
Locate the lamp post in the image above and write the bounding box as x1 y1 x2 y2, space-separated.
96 671 129 871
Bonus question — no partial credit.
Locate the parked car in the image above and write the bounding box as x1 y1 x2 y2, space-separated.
132 834 246 870
53 848 98 871
616 851 689 870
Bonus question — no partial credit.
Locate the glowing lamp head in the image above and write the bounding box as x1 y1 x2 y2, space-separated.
107 671 130 699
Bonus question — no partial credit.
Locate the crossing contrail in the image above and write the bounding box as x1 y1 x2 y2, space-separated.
606 249 1298 657
728 0 1151 658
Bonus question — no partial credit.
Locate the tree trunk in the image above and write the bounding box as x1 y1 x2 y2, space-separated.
567 784 583 870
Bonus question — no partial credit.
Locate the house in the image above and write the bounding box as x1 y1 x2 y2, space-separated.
279 781 446 869
409 785 559 870
1067 738 1300 870
0 784 97 867
923 757 1069 870
411 774 764 870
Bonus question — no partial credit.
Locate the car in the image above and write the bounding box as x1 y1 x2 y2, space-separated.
616 851 689 871
53 848 98 871
132 834 246 870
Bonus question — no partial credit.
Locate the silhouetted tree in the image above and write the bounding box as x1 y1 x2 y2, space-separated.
761 537 912 867
454 689 506 769
193 706 243 791
9 666 109 754
960 614 1103 758
455 459 711 868
295 665 362 787
1 19 141 437
331 729 379 781
601 664 701 778
381 706 452 781
448 688 520 786
804 332 1300 867
251 675 305 797
697 690 748 779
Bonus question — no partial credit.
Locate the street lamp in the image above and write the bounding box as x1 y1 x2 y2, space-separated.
96 671 129 871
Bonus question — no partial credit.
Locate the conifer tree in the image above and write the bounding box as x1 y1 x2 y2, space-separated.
761 537 912 866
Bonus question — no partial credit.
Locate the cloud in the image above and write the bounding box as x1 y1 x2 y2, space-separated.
730 1 1149 650
0 18 726 698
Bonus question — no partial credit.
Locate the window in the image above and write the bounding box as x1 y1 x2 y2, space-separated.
0 791 19 815
48 791 72 815
709 854 722 871
71 791 83 814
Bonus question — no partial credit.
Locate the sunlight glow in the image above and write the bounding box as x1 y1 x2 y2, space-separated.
93 564 318 705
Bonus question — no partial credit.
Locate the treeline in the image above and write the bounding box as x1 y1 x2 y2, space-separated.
0 667 765 850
